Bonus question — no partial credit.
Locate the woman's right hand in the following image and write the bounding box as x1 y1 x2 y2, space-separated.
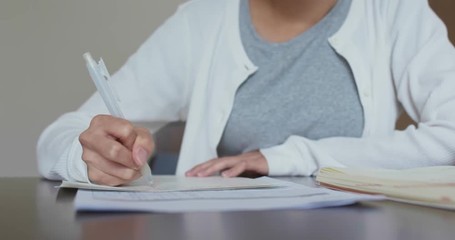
79 115 155 186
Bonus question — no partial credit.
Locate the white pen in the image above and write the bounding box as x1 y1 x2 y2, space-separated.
83 52 153 185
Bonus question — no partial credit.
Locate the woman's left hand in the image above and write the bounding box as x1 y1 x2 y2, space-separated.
185 151 269 178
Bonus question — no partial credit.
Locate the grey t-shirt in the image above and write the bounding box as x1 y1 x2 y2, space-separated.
217 0 364 157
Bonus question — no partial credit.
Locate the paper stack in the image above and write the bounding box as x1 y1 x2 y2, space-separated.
63 176 384 212
316 166 455 210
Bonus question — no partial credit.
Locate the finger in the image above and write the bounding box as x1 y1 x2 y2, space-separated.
134 128 155 153
221 161 247 178
132 128 155 166
199 157 239 177
88 165 126 186
83 149 142 181
91 115 137 150
185 161 210 176
81 133 137 169
185 159 218 177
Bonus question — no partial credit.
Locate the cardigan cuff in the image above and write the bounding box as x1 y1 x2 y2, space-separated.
68 137 91 183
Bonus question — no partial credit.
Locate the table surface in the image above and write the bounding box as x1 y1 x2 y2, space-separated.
1 177 455 240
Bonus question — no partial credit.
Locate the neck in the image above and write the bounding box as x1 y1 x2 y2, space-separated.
248 0 337 43
251 0 337 22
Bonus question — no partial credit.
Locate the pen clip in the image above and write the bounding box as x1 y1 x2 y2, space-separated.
97 58 110 80
98 58 122 103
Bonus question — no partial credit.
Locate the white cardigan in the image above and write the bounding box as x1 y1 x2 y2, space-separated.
37 0 455 182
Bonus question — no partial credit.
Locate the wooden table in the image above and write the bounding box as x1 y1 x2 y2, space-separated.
1 177 455 240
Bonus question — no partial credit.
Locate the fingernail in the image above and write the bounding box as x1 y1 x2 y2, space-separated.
135 147 148 166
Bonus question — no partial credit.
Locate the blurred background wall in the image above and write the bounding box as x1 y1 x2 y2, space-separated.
0 0 453 177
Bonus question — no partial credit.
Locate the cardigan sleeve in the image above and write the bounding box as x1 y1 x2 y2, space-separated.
261 0 455 176
36 5 192 182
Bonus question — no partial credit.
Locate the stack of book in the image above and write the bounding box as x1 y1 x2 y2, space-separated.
316 166 455 210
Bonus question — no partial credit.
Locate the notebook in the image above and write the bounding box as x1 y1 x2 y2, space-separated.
316 166 455 210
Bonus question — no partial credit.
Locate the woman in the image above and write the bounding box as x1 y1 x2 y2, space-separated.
37 0 455 186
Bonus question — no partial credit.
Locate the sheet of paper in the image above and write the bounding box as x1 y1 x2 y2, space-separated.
74 177 384 212
60 176 278 192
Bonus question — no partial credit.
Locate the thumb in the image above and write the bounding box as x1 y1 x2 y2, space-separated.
132 128 155 167
133 146 150 167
